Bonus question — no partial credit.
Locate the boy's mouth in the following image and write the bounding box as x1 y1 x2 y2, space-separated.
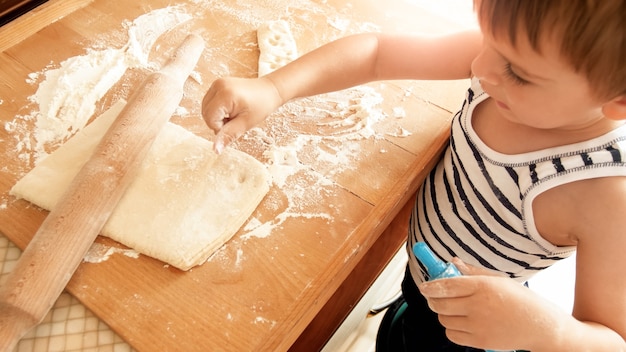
479 81 510 110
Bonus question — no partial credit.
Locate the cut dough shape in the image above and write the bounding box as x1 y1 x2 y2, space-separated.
257 20 298 77
10 100 271 270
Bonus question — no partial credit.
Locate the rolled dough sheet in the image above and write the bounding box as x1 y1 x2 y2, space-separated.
10 100 271 270
257 20 298 77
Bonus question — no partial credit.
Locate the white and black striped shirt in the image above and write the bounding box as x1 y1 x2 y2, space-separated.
408 78 626 284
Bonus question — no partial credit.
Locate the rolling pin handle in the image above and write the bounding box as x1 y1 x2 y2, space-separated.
0 303 38 351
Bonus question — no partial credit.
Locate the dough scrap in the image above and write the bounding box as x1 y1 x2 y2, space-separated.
10 100 271 270
257 20 298 77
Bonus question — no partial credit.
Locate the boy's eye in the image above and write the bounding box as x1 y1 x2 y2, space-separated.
503 63 529 85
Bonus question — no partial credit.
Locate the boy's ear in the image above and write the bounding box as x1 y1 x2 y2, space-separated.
603 95 626 120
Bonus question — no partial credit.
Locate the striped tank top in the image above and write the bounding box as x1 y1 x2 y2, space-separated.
408 77 626 284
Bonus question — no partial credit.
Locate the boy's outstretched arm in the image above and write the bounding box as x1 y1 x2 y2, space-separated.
266 30 481 103
202 30 482 152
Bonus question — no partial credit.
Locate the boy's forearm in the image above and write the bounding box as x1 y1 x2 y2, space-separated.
562 322 626 352
264 30 481 106
532 314 626 352
265 33 380 105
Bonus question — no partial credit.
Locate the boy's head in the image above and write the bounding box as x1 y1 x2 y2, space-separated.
476 0 625 101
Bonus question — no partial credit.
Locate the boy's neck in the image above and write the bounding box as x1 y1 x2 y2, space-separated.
471 98 625 155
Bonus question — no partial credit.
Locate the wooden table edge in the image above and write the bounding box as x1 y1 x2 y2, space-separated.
0 0 93 52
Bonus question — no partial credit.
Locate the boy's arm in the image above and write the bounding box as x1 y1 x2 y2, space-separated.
521 176 626 351
267 30 482 103
561 176 626 350
202 30 482 151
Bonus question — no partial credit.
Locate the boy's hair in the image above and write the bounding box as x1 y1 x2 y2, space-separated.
476 0 626 101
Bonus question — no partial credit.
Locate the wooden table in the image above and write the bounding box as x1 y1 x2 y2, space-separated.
0 0 473 350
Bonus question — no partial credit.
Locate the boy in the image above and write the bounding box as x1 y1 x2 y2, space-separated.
201 0 626 350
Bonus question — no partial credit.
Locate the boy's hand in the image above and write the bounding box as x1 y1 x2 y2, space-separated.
201 77 282 153
418 258 566 351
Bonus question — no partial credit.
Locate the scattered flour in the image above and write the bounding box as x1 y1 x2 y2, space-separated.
124 7 192 67
254 316 274 325
387 126 412 138
189 70 203 85
83 242 140 264
25 72 39 84
262 134 309 188
174 106 190 117
327 17 351 32
241 220 275 240
6 6 191 164
286 86 387 140
234 248 244 267
237 85 401 241
392 106 406 118
243 217 263 232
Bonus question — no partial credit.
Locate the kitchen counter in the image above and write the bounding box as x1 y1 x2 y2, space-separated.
0 0 474 350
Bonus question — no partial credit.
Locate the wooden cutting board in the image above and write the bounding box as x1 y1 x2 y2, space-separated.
0 0 471 350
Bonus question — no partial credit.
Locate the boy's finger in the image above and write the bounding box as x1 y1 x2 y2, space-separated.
212 117 249 154
202 102 229 133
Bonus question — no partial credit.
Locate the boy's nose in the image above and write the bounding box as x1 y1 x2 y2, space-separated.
471 49 501 86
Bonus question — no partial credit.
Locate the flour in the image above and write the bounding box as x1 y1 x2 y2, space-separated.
32 48 128 157
236 86 397 241
7 6 191 164
392 106 406 118
196 0 324 28
262 134 308 188
83 242 140 264
174 106 190 117
124 7 192 67
387 126 412 138
282 86 387 140
327 17 351 32
189 71 203 85
253 316 274 325
25 72 39 84
241 219 274 239
243 217 263 232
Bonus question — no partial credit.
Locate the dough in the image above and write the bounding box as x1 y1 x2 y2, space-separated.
10 100 271 270
257 20 298 77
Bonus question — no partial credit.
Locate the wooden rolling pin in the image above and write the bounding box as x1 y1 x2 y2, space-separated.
0 33 204 350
